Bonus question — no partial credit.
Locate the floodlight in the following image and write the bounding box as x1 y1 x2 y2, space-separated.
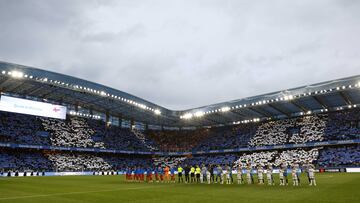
221 106 230 112
182 113 193 119
11 71 24 78
194 111 204 117
154 109 161 115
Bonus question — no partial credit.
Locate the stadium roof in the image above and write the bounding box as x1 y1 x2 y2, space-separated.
1 61 360 127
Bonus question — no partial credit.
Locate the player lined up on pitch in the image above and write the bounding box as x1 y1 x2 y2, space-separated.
125 162 317 186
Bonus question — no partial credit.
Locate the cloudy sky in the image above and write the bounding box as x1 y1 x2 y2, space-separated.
0 0 359 110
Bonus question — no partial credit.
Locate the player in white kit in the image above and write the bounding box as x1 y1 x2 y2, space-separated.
308 165 317 186
279 168 285 186
222 168 227 184
226 167 231 184
257 166 264 184
266 164 274 185
246 164 253 184
206 170 211 184
292 166 299 186
201 165 207 183
237 166 243 184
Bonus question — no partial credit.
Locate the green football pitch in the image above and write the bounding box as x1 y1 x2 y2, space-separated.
0 173 359 203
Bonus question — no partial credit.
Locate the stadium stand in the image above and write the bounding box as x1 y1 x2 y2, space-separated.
324 109 360 141
317 145 360 167
47 152 153 172
1 109 359 172
145 129 211 152
192 124 257 151
0 111 50 145
0 148 53 172
0 111 153 151
0 63 359 174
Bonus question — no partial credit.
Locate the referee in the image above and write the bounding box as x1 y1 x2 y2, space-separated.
177 165 184 183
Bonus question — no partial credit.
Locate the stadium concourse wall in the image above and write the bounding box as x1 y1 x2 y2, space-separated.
0 139 359 156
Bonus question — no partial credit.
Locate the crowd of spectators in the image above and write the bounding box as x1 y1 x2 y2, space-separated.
145 129 210 151
0 111 154 151
193 124 257 151
317 145 360 167
1 145 358 172
175 148 320 169
148 110 358 151
0 148 154 172
1 109 359 152
0 148 53 172
0 111 49 145
47 152 153 172
152 156 186 169
234 151 277 168
43 117 153 151
0 109 359 173
324 109 360 141
182 154 237 167
248 115 326 146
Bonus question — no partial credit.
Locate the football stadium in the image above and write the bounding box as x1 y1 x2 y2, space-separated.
0 61 359 203
1 1 360 203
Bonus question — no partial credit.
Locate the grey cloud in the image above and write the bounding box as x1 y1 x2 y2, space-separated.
0 0 359 110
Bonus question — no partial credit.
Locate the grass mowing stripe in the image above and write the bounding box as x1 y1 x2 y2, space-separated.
0 185 166 201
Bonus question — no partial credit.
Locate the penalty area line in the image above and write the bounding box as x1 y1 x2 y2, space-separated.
0 185 165 201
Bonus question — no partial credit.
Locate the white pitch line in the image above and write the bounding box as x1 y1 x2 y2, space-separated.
0 185 164 201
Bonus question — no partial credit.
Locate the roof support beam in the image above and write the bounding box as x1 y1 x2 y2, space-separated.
203 117 222 125
290 100 308 112
240 108 264 118
5 81 26 92
248 107 272 118
339 91 353 105
267 103 291 118
40 88 60 98
231 110 248 119
0 78 11 88
0 77 10 86
81 96 109 106
312 95 330 109
24 84 48 95
218 112 238 123
27 86 44 95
